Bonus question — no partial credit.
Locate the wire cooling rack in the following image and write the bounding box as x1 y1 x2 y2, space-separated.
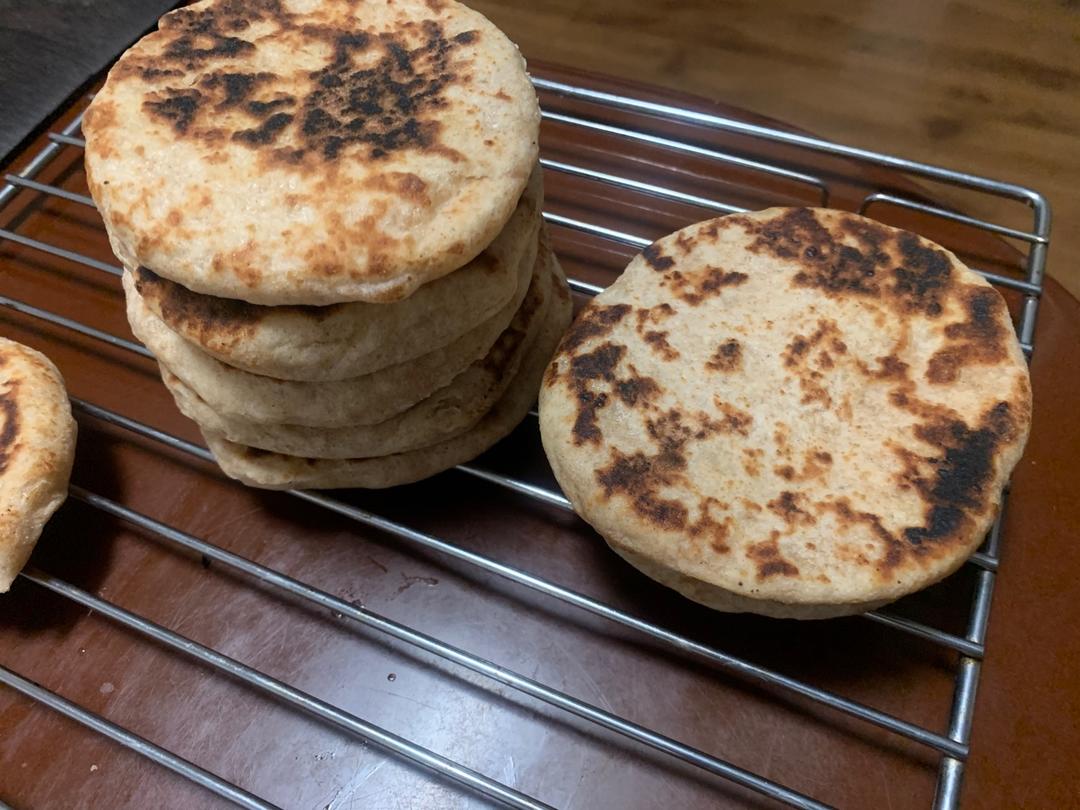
0 70 1050 810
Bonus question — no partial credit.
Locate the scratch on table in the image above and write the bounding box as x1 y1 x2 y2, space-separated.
552 637 614 713
877 763 895 810
211 504 266 534
500 752 517 787
394 573 439 596
758 726 780 776
361 685 441 713
564 760 602 810
325 758 386 810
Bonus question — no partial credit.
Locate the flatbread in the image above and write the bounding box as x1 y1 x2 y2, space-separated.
129 166 542 380
160 244 552 457
539 208 1031 619
123 227 544 425
0 339 77 592
204 252 573 489
84 0 539 305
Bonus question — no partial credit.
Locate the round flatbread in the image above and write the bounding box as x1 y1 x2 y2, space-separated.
0 339 77 592
539 208 1031 619
84 0 539 305
205 253 572 489
129 166 542 380
161 243 552 457
123 227 542 423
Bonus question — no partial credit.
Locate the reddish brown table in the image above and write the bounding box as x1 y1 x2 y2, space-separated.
0 63 1076 810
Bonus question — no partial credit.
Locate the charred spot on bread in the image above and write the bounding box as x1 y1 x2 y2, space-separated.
926 286 1011 384
642 330 679 360
642 243 674 271
135 2 480 163
0 381 20 474
746 536 800 580
902 400 1020 545
134 267 351 343
568 345 661 446
556 303 631 355
706 339 742 372
594 408 697 530
767 490 816 527
688 497 732 553
732 209 958 317
658 266 747 306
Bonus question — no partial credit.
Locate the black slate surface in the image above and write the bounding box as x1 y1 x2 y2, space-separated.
0 0 175 164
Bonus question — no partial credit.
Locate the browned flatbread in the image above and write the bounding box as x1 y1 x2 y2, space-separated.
205 252 574 489
83 0 540 305
159 241 553 458
0 339 77 592
127 166 543 381
539 208 1031 618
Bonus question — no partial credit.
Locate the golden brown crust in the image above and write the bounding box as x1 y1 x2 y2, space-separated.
122 225 541 427
127 166 543 381
539 208 1032 616
84 0 540 305
0 339 77 592
158 237 553 458
203 249 574 489
132 2 476 164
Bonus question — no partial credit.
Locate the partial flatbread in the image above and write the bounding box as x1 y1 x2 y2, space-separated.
0 339 77 592
204 256 573 489
123 227 544 426
129 167 542 381
84 0 540 305
539 208 1031 619
161 246 552 457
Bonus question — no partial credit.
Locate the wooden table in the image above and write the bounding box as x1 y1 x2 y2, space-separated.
471 0 1080 301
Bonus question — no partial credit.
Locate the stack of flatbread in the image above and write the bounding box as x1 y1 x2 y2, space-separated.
83 0 570 489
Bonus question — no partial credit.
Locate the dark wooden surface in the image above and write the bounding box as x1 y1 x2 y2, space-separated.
0 62 1078 810
0 0 173 161
964 275 1080 810
470 0 1080 303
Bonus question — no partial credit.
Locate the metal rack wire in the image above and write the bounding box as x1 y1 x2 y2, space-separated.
0 73 1050 810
